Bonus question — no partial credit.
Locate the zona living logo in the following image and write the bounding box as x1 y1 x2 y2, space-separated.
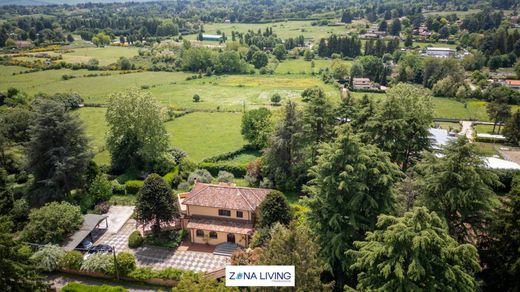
226 265 295 287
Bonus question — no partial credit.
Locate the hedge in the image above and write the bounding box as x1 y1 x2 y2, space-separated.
198 162 247 177
474 136 506 143
128 267 188 281
61 283 128 292
163 167 181 188
124 180 144 194
201 145 256 163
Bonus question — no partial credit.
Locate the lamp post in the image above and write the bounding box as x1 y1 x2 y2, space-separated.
112 246 119 280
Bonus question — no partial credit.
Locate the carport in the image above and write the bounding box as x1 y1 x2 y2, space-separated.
62 214 109 251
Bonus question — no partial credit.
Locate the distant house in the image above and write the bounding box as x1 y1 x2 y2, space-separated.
424 47 456 58
179 182 272 247
202 34 223 42
352 78 372 90
504 80 520 91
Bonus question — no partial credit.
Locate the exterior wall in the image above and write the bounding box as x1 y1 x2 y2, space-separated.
190 229 248 247
187 205 252 221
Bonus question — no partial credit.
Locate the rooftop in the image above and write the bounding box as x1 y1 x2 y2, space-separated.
182 183 272 211
505 80 520 86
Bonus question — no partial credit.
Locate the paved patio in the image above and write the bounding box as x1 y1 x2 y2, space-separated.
94 220 230 273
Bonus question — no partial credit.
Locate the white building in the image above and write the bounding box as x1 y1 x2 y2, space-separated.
424 47 456 58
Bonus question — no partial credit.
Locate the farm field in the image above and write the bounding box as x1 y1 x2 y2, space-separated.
52 47 140 66
187 20 350 42
274 58 352 74
78 108 247 164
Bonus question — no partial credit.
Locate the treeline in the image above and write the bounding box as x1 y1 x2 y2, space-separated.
317 35 362 58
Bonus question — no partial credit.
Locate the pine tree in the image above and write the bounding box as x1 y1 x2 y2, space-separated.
136 174 179 235
348 207 480 291
415 136 500 243
479 174 520 291
504 109 520 145
363 83 433 170
306 124 401 290
0 217 46 291
259 223 334 291
27 100 92 205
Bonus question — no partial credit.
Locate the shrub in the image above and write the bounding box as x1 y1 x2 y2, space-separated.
257 190 292 228
270 93 281 105
163 167 181 188
116 252 136 276
128 231 144 248
111 180 126 195
217 171 234 183
192 94 200 102
94 202 110 214
125 180 144 194
81 253 114 275
89 174 112 203
156 268 185 281
177 182 190 191
187 169 213 184
30 245 65 272
61 282 128 292
128 267 159 280
22 201 83 244
60 250 84 270
198 162 247 177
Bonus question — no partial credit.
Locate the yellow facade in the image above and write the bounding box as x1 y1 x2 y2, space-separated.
187 205 253 221
190 229 248 247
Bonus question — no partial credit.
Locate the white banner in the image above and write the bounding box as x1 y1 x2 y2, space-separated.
225 265 295 287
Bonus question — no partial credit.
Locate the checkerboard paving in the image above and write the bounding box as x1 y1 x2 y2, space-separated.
94 220 230 273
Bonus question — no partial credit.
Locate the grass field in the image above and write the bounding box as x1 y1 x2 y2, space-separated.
187 20 349 42
475 124 502 135
165 112 246 162
77 108 247 164
274 58 352 75
53 47 141 66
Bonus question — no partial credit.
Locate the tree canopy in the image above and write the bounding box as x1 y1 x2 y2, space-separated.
348 207 480 291
106 90 170 172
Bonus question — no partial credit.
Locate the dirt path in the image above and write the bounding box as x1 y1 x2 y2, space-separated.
460 121 474 141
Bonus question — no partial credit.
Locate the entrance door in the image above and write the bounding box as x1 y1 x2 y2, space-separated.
227 233 235 243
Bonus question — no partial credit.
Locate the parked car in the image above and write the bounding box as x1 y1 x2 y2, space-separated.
83 244 114 259
79 239 93 251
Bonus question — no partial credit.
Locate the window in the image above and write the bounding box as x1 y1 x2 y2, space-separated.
209 231 218 239
236 211 243 218
218 209 231 216
196 230 204 237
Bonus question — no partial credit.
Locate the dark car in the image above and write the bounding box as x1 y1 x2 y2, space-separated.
84 244 114 259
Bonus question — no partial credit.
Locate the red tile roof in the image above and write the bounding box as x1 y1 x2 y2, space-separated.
182 183 272 211
506 80 520 86
186 217 253 235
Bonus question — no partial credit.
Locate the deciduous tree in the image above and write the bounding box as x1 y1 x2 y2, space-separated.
257 190 292 228
241 108 272 149
106 90 170 171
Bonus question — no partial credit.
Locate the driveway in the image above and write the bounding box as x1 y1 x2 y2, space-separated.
106 206 135 234
460 121 474 141
94 220 230 273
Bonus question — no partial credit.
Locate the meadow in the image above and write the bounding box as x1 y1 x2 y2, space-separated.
274 58 352 75
187 20 352 42
54 47 141 66
77 108 246 165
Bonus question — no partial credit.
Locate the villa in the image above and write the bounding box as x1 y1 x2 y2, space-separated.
178 182 271 247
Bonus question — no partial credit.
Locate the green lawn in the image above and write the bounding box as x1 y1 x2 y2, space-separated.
435 122 461 132
274 58 352 75
475 124 502 135
165 112 246 162
78 108 248 164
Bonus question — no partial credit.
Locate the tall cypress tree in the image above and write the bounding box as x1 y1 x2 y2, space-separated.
306 124 401 290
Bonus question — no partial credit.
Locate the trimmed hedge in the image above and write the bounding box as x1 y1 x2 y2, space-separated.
163 167 181 188
198 162 247 177
128 267 188 281
201 145 256 163
61 283 128 292
124 180 144 194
